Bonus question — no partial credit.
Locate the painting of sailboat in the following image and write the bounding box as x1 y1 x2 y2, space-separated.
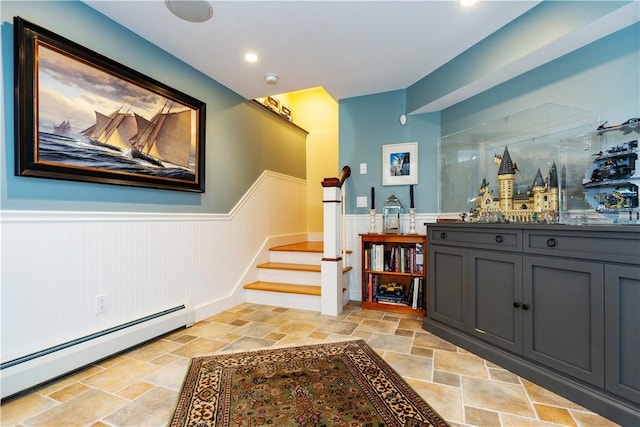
14 17 206 192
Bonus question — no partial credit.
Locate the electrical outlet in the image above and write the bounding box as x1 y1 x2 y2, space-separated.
356 196 368 208
96 294 108 313
359 163 367 174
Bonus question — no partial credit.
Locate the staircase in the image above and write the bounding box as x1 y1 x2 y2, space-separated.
243 241 352 311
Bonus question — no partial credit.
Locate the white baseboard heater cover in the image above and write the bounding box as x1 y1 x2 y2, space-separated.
1 304 194 400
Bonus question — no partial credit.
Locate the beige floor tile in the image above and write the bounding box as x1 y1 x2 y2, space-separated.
0 303 616 427
186 321 238 339
48 382 90 402
465 406 501 426
382 351 432 381
355 318 398 334
570 410 620 427
36 364 105 396
368 332 413 353
143 357 191 390
117 381 155 400
462 376 535 418
122 339 181 362
169 337 228 357
501 413 567 426
398 317 424 331
218 336 276 352
433 370 460 387
24 388 127 427
0 393 56 426
274 320 320 336
103 387 178 427
81 359 160 393
488 367 521 384
230 320 280 337
521 378 586 410
534 403 578 426
434 350 488 378
406 379 464 424
315 319 359 335
413 331 458 351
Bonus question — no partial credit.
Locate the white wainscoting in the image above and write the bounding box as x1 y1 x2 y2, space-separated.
0 171 307 370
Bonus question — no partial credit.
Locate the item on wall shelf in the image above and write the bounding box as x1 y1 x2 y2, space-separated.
279 105 292 121
13 17 206 193
383 193 402 234
382 142 418 186
264 96 280 113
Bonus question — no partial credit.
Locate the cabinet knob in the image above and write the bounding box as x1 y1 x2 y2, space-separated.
522 304 530 310
495 235 503 243
440 232 447 239
546 238 557 247
513 302 520 308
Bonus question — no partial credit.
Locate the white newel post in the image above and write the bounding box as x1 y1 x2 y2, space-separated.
321 166 350 316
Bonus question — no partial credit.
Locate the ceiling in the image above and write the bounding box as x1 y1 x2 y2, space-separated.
84 1 637 112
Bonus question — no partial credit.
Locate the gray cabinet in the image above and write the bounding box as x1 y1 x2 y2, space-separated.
523 256 604 387
604 264 640 404
424 224 640 426
469 250 523 354
429 245 467 330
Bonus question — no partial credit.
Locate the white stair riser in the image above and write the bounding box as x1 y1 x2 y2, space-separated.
244 289 349 312
258 269 320 285
244 290 321 311
269 251 323 264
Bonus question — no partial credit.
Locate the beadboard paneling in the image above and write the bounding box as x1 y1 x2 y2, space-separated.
0 171 306 361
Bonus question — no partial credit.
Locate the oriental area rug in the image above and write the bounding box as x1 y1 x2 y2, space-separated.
171 339 449 427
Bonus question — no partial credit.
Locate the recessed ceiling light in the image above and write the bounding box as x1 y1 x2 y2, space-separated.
165 0 213 23
245 52 258 63
459 0 478 7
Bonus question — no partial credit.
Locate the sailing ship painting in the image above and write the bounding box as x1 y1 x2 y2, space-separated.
16 17 205 193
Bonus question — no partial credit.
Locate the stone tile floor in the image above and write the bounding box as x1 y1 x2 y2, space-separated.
1 302 619 426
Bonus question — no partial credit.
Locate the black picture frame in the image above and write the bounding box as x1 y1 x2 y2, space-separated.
14 17 206 193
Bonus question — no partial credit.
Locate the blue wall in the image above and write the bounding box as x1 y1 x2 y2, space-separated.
339 90 440 214
1 1 306 213
339 21 639 215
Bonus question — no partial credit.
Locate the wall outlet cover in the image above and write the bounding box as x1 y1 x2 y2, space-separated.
356 196 368 208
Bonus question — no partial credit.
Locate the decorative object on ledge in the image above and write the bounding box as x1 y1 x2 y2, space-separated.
382 142 418 186
264 96 280 113
279 105 292 122
251 100 307 134
408 185 417 234
368 186 377 233
14 17 206 192
383 193 402 234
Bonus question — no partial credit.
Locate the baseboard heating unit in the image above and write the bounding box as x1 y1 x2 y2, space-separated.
1 304 194 400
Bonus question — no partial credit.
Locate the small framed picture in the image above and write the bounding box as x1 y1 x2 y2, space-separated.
382 142 418 186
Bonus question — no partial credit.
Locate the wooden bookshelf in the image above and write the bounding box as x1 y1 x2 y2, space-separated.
360 233 426 316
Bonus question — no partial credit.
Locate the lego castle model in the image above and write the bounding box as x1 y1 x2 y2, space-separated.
469 147 560 223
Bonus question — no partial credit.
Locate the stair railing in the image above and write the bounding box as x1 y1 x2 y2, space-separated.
320 165 351 316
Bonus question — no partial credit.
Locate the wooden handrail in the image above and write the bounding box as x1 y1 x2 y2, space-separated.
321 165 351 188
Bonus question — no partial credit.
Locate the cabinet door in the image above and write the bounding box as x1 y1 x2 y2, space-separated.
523 256 604 387
469 250 523 354
605 264 640 404
428 245 467 330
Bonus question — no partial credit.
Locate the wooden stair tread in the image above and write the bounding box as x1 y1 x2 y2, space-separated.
258 262 320 272
257 262 352 273
244 281 348 296
269 241 353 255
244 281 321 296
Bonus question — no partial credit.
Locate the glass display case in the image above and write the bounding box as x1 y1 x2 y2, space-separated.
437 104 639 224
